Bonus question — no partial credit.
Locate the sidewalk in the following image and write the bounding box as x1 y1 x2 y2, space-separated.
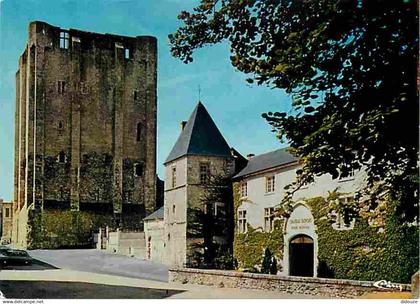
0 269 324 299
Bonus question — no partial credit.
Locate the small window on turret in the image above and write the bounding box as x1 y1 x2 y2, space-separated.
60 31 69 49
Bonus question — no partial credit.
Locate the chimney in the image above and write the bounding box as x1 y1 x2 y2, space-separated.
180 121 187 131
247 153 255 160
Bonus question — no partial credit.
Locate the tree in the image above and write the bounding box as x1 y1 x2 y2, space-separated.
188 173 235 268
169 0 418 221
261 247 277 274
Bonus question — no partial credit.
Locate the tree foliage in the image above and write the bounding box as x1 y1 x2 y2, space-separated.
169 0 419 221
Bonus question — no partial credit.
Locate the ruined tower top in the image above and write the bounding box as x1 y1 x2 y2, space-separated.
24 21 157 60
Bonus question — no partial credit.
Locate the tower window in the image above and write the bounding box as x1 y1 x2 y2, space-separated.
200 163 210 184
134 90 139 101
57 81 66 93
136 123 142 142
60 31 69 49
134 163 143 177
171 167 177 188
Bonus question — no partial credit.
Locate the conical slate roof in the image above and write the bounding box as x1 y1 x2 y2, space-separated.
164 102 232 164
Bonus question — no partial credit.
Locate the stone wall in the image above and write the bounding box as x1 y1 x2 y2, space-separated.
169 268 411 298
13 21 157 247
106 230 146 257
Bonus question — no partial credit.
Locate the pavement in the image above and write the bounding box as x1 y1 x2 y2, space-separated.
0 249 324 299
29 249 168 282
0 268 325 299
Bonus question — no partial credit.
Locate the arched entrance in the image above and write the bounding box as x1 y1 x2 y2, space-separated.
289 234 314 277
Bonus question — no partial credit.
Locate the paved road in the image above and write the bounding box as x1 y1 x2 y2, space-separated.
0 280 181 299
29 249 168 282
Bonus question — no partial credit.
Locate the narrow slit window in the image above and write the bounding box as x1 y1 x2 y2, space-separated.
136 123 142 142
171 167 177 188
134 90 139 101
60 31 69 49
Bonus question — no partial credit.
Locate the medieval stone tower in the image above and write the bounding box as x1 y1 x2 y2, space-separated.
163 102 239 267
13 21 157 247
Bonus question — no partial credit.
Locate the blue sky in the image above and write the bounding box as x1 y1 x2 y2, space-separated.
0 0 291 201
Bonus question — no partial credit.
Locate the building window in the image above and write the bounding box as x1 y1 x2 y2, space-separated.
331 196 356 230
238 210 247 233
264 207 275 232
60 31 69 49
134 163 143 177
240 182 247 198
5 208 10 218
200 163 210 184
57 81 66 93
172 204 176 214
124 48 130 59
171 167 177 188
134 90 139 101
265 176 275 193
136 123 142 142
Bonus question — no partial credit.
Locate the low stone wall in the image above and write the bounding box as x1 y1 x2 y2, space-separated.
169 268 411 298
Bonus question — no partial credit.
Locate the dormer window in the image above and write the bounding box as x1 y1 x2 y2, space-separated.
60 31 69 49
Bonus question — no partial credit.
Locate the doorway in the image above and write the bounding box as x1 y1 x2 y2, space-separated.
289 234 314 277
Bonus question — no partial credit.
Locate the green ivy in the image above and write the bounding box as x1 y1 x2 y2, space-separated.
232 184 418 283
307 197 419 283
234 223 284 271
27 209 114 249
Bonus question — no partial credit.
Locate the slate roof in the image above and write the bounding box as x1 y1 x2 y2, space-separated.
234 147 298 179
164 102 232 164
143 206 164 221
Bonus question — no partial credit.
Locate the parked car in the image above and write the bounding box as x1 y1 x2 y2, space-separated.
0 249 33 266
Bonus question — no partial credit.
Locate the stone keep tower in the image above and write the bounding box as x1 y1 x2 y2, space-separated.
163 102 236 267
13 21 157 245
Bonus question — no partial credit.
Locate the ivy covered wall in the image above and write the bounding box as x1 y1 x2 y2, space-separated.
233 183 419 283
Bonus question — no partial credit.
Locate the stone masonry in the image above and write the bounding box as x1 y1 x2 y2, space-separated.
13 21 157 246
169 268 411 298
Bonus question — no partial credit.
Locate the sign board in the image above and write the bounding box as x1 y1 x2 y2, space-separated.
286 204 315 234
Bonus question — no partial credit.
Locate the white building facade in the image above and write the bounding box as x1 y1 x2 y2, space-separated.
233 148 366 277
